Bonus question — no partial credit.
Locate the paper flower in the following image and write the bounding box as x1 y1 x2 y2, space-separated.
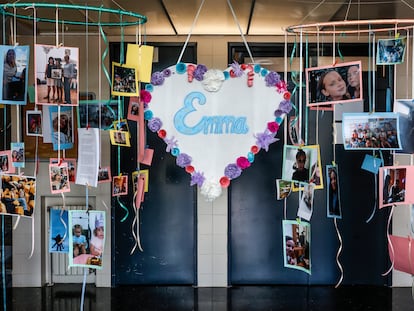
220 176 230 188
224 163 242 179
157 129 166 139
201 69 225 92
176 63 186 74
140 90 152 104
255 130 278 152
274 109 284 118
200 179 222 202
265 71 281 87
150 71 165 86
267 121 280 133
279 99 292 114
191 171 205 187
144 110 153 120
176 153 192 168
276 81 288 93
148 117 162 132
185 165 195 174
194 64 208 81
236 156 251 169
164 136 178 152
231 61 244 77
162 68 171 77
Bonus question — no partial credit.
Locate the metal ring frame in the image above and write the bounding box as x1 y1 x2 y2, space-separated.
0 2 147 27
286 19 414 35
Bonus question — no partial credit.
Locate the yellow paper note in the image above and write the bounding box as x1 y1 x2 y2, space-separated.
126 44 154 83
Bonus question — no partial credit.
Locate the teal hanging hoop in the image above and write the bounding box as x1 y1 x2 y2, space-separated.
0 3 147 27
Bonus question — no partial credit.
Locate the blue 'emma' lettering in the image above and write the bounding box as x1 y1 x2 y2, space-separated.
174 91 249 135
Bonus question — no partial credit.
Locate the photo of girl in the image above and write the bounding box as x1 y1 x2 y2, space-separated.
326 165 341 219
306 61 362 107
49 105 74 151
49 163 70 194
26 111 42 136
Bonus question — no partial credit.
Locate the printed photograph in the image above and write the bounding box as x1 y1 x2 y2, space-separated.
11 142 25 168
49 163 70 194
113 175 128 196
0 174 36 217
111 62 138 97
306 61 363 107
276 179 292 200
377 37 406 65
49 106 74 151
342 112 401 150
282 219 311 274
109 129 131 147
326 165 342 219
26 110 43 136
297 183 315 221
127 97 140 121
0 151 14 174
78 100 119 130
68 210 105 269
49 208 69 253
379 166 407 208
0 45 30 104
50 158 76 182
35 44 79 105
98 167 111 183
394 99 414 153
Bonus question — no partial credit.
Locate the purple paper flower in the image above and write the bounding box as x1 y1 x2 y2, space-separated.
231 61 244 77
255 130 278 152
162 68 171 77
274 109 284 118
194 64 208 81
147 117 162 132
151 71 165 85
190 171 205 187
224 163 242 179
279 99 292 114
176 153 192 168
265 71 281 87
164 136 178 153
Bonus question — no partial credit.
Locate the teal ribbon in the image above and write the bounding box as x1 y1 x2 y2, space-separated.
118 196 129 223
98 8 111 88
305 36 309 145
336 33 346 62
2 216 6 311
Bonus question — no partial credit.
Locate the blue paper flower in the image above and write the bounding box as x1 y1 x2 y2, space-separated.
176 63 186 74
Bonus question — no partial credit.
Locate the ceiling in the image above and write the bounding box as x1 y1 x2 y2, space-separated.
2 0 414 36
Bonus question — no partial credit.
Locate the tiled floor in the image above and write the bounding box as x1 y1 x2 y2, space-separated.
2 284 413 310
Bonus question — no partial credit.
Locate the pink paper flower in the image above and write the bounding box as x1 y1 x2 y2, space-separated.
236 156 251 169
140 90 152 104
267 121 280 133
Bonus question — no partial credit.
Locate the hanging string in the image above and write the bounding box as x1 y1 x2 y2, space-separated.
382 204 395 276
368 27 372 113
372 32 376 112
365 171 377 223
177 0 206 64
298 29 303 144
284 32 288 145
85 8 89 125
405 30 409 99
283 198 287 220
412 26 414 97
80 268 87 311
226 0 255 64
334 217 344 288
1 216 6 311
304 35 309 145
55 6 59 47
2 9 6 150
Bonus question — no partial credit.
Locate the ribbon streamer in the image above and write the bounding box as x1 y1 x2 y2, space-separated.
130 175 145 254
334 217 344 288
2 216 6 311
118 196 129 223
80 268 87 311
365 172 378 223
382 204 395 276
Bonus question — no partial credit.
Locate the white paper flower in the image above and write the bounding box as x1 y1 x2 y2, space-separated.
200 179 223 201
201 69 225 92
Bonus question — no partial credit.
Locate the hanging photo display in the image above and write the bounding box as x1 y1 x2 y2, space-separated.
50 158 77 182
282 145 323 191
26 110 43 136
388 234 414 275
127 97 140 121
49 208 69 253
306 60 363 107
282 219 311 274
145 62 290 201
109 129 131 147
0 151 14 174
112 175 128 196
394 99 414 153
76 128 100 187
0 174 36 217
0 45 30 104
342 112 402 150
379 165 414 208
34 44 79 105
98 167 111 183
111 62 139 97
48 105 74 151
326 164 342 219
376 37 407 65
68 210 105 269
